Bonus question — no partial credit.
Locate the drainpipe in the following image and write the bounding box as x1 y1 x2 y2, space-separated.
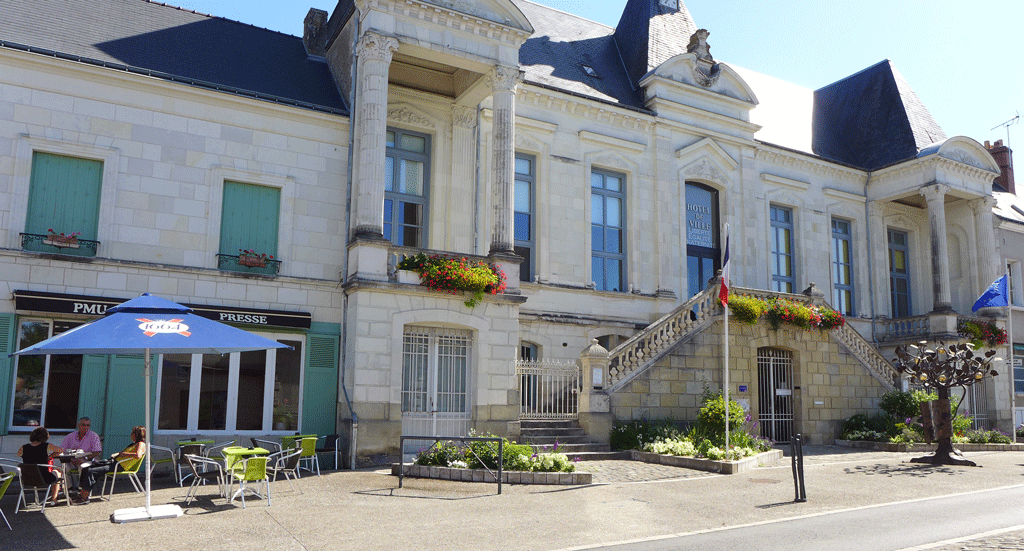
337 12 361 470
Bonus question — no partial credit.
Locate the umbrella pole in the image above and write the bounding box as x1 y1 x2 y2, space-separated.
145 347 152 513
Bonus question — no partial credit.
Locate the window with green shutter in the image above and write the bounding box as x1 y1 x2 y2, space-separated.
23 152 102 257
218 181 281 274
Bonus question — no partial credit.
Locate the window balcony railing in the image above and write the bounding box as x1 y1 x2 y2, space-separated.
20 233 99 257
216 253 281 276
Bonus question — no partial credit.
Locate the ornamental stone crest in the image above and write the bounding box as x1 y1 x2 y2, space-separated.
388 106 436 128
489 66 523 93
452 106 475 129
684 157 726 185
687 29 721 87
943 148 984 169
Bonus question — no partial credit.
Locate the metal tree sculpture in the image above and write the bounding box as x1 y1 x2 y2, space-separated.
892 341 999 466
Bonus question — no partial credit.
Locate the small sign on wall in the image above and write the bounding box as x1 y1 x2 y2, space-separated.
738 385 747 392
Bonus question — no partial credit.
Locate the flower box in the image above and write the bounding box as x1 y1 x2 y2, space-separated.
396 269 422 285
44 234 80 248
238 254 267 268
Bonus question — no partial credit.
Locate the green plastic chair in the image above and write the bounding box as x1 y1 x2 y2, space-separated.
0 471 15 530
100 453 145 499
148 445 175 479
297 437 320 477
228 456 270 509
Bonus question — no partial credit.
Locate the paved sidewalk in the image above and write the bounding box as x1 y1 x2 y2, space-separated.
1 446 1022 550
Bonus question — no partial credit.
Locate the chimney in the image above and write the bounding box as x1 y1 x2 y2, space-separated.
986 139 1015 195
303 8 329 57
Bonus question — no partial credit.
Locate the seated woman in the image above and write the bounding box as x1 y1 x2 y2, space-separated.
17 427 65 503
75 425 146 503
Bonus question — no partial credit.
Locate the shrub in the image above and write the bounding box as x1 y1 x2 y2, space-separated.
841 412 898 439
728 295 763 324
610 419 682 451
691 392 747 447
880 390 922 420
414 441 463 467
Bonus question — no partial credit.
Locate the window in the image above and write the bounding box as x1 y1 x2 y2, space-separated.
24 152 102 257
770 205 794 293
888 229 911 317
156 335 303 432
1009 261 1022 307
685 183 720 298
514 154 535 282
385 129 430 247
831 219 855 316
11 320 84 430
519 342 538 361
401 327 471 424
1015 343 1024 394
591 169 626 292
220 181 280 273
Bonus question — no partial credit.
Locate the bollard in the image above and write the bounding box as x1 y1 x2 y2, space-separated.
790 434 807 502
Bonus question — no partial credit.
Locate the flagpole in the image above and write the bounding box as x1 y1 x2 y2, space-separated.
1008 267 1016 444
721 224 730 455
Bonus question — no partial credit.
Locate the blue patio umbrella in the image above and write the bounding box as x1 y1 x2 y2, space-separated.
12 293 291 522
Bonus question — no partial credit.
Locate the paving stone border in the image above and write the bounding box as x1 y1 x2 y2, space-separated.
628 449 784 474
834 439 1024 452
392 463 593 485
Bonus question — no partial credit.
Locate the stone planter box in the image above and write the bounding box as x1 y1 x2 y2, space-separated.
834 440 1024 452
392 463 592 485
396 270 422 285
629 449 784 474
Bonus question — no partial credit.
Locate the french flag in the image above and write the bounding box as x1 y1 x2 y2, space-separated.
719 224 730 306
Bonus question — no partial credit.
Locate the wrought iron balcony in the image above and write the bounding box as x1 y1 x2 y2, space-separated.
217 253 281 276
20 233 99 257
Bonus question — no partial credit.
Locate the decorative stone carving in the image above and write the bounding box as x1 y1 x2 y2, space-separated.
592 153 630 171
687 29 721 87
683 157 726 185
515 132 544 153
356 32 399 64
943 147 984 169
452 106 475 129
489 66 523 93
387 106 436 128
659 0 679 9
425 0 513 27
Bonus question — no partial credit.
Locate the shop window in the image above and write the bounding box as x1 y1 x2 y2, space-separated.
23 152 102 257
11 319 84 430
156 335 303 433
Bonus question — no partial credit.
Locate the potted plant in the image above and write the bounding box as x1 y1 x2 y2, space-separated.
396 253 507 307
44 228 81 248
238 248 273 268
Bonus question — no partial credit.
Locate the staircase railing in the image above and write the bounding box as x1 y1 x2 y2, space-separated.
605 284 900 393
606 285 719 391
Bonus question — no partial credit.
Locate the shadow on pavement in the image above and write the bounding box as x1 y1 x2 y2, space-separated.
842 463 961 477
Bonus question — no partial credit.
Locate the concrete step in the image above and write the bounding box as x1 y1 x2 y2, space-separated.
520 427 586 438
521 434 590 445
568 450 631 461
529 442 610 454
520 420 579 429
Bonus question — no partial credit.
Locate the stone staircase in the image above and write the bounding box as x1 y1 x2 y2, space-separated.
519 420 626 461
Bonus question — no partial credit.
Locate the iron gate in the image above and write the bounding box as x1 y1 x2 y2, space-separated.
758 347 794 443
516 359 580 419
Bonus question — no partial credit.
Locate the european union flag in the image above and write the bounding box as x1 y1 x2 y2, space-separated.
972 275 1009 312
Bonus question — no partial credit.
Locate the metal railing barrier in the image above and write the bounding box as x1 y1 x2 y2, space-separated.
398 435 504 495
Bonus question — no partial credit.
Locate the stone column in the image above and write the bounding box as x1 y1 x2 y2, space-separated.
353 31 398 239
578 340 612 445
972 196 1000 291
488 66 521 255
450 106 476 253
867 201 887 321
921 184 953 312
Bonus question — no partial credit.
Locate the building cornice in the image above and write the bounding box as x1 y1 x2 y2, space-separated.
357 0 532 47
754 146 866 184
513 85 652 133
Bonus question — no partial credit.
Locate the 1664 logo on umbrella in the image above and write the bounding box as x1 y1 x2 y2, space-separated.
137 318 191 337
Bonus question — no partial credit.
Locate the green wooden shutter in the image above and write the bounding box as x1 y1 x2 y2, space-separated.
302 333 339 437
220 181 280 257
26 152 102 240
102 354 147 455
78 355 110 435
0 314 16 435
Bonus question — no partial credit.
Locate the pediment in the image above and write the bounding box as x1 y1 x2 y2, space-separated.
387 103 439 129
420 0 533 32
645 54 758 105
676 137 738 171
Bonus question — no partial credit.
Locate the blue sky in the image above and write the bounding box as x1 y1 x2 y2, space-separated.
167 0 1022 149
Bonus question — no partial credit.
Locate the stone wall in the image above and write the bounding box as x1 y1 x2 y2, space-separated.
609 318 889 444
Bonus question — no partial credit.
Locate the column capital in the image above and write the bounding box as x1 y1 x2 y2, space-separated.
920 183 950 203
452 105 476 129
971 195 998 213
356 31 399 64
488 65 523 93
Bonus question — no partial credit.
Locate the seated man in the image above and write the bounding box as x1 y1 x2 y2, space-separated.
60 417 102 473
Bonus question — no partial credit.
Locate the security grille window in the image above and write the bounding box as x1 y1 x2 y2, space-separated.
514 154 535 282
24 152 102 257
385 129 430 247
591 169 626 292
770 205 795 293
401 327 471 415
831 219 855 316
685 183 720 298
888 229 911 318
156 335 304 432
11 320 84 430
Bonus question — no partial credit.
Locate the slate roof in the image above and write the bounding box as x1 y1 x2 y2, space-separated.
0 0 346 114
812 60 946 170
